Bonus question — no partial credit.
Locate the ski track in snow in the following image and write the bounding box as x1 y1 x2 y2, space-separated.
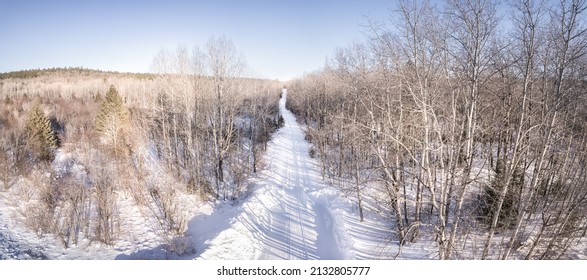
194 90 346 260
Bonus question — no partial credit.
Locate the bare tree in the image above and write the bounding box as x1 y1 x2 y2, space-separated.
443 0 499 259
202 36 248 200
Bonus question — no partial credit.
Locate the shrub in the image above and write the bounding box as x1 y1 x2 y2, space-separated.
168 236 195 256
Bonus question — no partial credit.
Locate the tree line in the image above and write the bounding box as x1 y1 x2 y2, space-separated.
0 67 155 80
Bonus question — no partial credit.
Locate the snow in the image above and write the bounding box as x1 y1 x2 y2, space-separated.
192 89 350 259
0 88 438 260
188 89 440 260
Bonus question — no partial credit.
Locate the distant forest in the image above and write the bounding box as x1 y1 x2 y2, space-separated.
0 67 155 80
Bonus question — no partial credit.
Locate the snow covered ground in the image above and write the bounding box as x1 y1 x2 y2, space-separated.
189 89 437 260
192 89 350 259
2 90 585 260
187 88 587 260
0 89 432 260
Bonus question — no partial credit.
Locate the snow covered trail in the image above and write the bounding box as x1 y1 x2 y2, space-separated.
193 89 347 260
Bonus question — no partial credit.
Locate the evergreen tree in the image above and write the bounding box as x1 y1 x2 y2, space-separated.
94 91 103 103
25 104 58 161
479 159 521 229
94 85 129 154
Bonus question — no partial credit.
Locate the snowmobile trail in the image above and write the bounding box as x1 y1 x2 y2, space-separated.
195 89 346 260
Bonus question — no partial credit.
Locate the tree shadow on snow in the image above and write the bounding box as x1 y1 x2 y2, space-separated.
114 200 244 260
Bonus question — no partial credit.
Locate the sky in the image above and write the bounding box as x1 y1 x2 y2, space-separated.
0 0 393 81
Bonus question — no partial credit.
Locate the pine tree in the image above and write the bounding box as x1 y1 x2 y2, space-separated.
25 104 58 161
94 85 129 155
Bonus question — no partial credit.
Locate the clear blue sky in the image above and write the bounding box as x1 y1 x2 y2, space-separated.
0 0 393 81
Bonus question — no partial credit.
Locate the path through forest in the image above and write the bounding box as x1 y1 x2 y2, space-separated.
193 89 347 259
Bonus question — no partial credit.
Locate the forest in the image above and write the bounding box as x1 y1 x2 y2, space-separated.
286 0 587 259
1 0 587 260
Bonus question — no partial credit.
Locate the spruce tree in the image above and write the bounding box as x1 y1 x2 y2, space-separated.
479 159 521 229
25 104 58 161
94 85 129 154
